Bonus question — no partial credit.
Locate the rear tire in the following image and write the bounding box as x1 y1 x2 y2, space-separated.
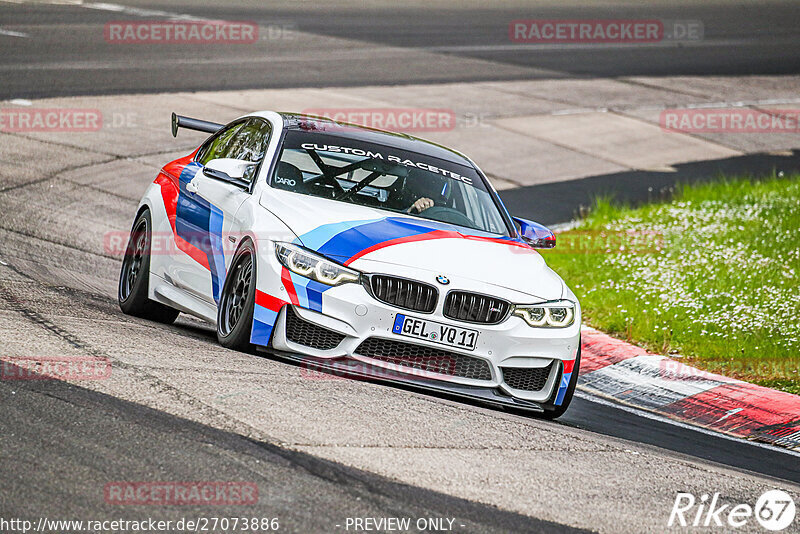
118 209 180 324
217 240 257 351
540 343 581 420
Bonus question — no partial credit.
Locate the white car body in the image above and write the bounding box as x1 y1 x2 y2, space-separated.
128 110 581 414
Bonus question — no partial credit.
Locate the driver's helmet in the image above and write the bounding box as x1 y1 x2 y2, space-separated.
404 168 447 204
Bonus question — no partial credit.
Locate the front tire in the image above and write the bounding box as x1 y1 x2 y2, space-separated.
217 240 257 351
118 209 180 324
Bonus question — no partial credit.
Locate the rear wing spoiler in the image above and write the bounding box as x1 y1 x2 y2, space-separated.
171 112 223 137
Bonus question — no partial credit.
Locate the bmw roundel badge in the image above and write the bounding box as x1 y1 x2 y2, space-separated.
436 275 450 285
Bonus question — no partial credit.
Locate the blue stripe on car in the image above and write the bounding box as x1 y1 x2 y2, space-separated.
288 216 518 314
287 271 328 313
175 162 227 303
250 306 279 344
300 216 503 262
554 371 572 405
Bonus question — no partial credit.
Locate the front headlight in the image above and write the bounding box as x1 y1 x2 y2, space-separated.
513 300 575 328
275 242 360 286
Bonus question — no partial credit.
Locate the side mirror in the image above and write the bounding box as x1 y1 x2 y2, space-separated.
513 217 556 248
203 158 255 188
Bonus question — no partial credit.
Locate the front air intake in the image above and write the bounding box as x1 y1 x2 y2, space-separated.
285 307 346 350
501 363 554 392
354 337 492 381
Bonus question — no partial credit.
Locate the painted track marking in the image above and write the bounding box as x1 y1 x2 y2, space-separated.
575 391 800 458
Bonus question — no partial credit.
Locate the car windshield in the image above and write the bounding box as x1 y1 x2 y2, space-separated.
271 130 509 236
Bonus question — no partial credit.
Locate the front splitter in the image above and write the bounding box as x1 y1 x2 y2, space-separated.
260 348 545 413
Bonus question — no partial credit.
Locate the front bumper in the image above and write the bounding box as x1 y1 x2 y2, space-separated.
266 346 549 412
252 251 581 404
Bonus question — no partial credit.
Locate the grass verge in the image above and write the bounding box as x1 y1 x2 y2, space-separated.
543 174 799 394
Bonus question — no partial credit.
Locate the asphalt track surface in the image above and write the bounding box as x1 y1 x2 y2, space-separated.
2 1 800 532
1 0 800 99
0 363 578 534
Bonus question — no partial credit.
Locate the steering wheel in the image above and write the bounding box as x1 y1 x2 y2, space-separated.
419 205 475 227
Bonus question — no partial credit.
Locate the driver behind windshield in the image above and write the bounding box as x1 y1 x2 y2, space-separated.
269 130 510 236
404 169 447 214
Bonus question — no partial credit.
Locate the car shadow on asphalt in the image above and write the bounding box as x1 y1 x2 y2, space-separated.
500 150 800 226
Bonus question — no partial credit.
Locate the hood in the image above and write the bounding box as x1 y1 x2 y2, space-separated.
262 190 564 301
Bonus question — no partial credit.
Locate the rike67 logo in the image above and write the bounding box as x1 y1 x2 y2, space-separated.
669 490 796 531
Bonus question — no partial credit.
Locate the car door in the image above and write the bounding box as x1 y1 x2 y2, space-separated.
169 117 272 305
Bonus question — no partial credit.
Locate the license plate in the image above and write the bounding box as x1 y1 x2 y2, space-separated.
392 314 478 351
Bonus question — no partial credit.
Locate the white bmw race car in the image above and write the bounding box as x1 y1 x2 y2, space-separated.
119 111 582 417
